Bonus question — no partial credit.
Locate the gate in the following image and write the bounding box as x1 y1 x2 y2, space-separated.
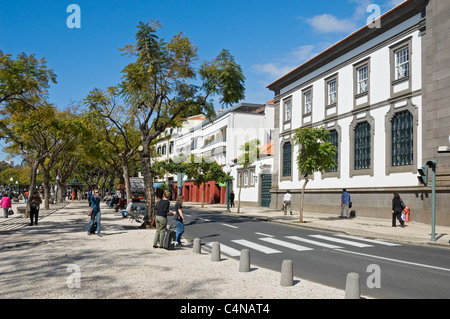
260 174 272 207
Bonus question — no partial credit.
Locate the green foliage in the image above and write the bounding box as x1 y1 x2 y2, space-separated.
237 139 260 168
120 21 246 141
0 51 56 110
293 127 337 177
158 155 227 186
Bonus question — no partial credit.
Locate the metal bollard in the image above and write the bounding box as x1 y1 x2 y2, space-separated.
239 249 250 272
280 260 293 287
345 273 360 299
211 242 221 262
193 238 201 254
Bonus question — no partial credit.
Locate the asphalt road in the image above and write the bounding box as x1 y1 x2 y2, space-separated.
179 206 450 299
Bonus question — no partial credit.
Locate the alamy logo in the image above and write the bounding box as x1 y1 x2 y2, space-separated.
66 264 81 288
367 4 381 29
67 4 81 29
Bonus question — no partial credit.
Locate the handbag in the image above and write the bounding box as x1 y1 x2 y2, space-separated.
8 209 14 216
87 208 93 216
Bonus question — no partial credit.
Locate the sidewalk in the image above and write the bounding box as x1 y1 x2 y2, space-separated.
0 201 349 299
184 202 450 248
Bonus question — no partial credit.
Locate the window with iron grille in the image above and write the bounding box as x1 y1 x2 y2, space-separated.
392 111 413 166
327 130 339 172
282 142 292 177
354 122 371 170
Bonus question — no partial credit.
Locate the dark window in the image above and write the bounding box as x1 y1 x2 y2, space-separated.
282 142 292 177
354 122 371 170
327 130 339 172
392 111 413 166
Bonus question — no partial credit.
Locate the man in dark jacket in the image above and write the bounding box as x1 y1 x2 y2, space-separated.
29 191 42 226
392 192 405 228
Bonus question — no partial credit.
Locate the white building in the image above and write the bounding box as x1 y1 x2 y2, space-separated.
267 0 450 226
154 103 275 206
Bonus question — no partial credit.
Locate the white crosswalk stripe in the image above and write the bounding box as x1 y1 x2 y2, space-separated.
203 233 401 257
309 235 374 248
335 234 402 246
285 236 343 249
232 239 282 254
204 242 241 257
259 237 313 252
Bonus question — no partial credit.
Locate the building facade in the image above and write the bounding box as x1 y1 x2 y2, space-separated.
155 103 275 207
268 0 450 226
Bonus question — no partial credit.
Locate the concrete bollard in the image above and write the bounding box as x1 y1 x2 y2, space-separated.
193 238 201 254
345 272 360 299
211 242 221 262
239 249 250 272
280 260 293 287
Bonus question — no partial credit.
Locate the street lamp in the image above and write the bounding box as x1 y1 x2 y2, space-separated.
225 165 232 213
9 177 13 198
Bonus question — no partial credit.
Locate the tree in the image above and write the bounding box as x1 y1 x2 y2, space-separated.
0 51 56 109
120 21 245 226
181 155 227 208
236 139 260 214
84 86 141 206
292 127 337 223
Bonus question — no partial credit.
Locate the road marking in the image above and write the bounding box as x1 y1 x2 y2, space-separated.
259 237 314 252
309 235 373 248
221 223 238 229
336 249 450 272
255 232 274 237
184 214 191 217
335 234 402 246
204 242 241 257
286 236 343 249
199 218 211 222
232 239 282 254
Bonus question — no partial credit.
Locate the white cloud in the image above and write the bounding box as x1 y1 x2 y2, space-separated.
252 43 330 80
306 14 358 34
252 63 295 79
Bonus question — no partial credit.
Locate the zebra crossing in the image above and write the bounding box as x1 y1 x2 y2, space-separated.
203 232 401 257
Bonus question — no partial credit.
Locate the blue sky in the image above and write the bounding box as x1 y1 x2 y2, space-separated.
0 0 404 163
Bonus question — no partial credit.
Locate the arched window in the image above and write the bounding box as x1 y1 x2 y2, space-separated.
282 142 292 177
392 111 413 166
354 122 371 170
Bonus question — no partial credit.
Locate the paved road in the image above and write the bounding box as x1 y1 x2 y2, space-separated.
182 207 450 299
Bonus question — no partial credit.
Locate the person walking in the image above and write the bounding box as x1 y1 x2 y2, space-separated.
153 191 175 248
88 189 102 236
340 189 351 219
28 191 42 225
283 190 292 215
1 192 11 218
174 195 185 246
392 192 405 228
229 190 235 208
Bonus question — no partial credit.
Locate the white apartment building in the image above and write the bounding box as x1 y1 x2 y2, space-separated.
268 0 450 226
154 103 275 207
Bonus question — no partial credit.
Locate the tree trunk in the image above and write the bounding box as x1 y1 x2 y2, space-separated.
299 178 309 223
139 142 155 229
43 172 51 210
201 183 205 208
237 173 242 214
120 154 133 206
